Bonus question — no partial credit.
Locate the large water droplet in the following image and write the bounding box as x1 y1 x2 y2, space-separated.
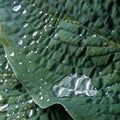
12 3 21 12
53 74 97 98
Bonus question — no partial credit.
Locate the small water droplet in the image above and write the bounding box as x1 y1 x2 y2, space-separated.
19 62 22 65
22 9 27 14
47 99 50 102
0 104 8 111
44 82 47 85
18 39 23 45
39 86 42 89
32 31 38 37
23 23 28 28
40 96 43 100
30 40 35 45
92 34 97 38
23 35 27 39
28 109 33 117
28 99 33 104
10 52 15 57
0 95 3 101
39 11 43 14
16 115 20 118
12 3 21 12
15 105 19 108
5 63 9 69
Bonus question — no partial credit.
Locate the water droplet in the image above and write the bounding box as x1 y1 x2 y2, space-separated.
10 52 15 57
47 99 50 102
0 104 8 111
39 86 42 89
18 39 23 45
15 105 19 108
16 115 20 118
28 110 33 117
44 82 47 85
32 31 38 37
40 96 43 100
45 46 49 49
54 33 58 39
0 95 3 101
53 74 97 98
30 40 35 45
23 23 28 28
23 35 27 39
22 9 27 14
12 3 21 12
92 34 97 38
19 62 22 65
5 63 9 69
39 11 43 14
28 99 33 104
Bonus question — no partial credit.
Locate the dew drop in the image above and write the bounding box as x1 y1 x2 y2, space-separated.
22 9 27 14
10 52 15 57
23 23 28 28
18 39 23 45
12 3 21 12
32 31 38 37
19 62 22 65
47 99 50 102
0 104 8 111
23 35 27 39
5 63 9 69
40 96 43 100
92 34 97 38
0 95 3 101
53 74 97 98
15 105 19 108
28 109 33 117
28 99 33 104
39 10 43 14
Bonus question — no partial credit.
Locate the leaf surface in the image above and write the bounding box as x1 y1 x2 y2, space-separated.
0 0 120 120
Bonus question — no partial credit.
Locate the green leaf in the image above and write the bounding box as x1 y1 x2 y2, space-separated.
0 41 73 120
0 0 120 120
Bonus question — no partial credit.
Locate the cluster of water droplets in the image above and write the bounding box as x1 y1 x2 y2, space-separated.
53 74 97 98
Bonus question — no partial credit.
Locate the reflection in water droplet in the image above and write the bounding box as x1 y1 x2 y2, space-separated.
53 74 97 98
10 52 15 57
18 39 23 45
12 3 21 12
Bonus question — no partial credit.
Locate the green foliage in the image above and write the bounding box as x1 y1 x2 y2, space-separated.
0 0 120 120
